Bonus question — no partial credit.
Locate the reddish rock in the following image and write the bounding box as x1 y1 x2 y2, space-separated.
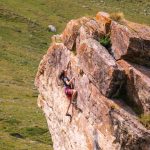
76 19 104 50
79 19 103 40
51 34 62 43
35 12 150 150
61 17 89 50
35 43 71 88
35 42 150 149
117 60 150 114
78 38 125 98
111 21 150 67
96 12 111 34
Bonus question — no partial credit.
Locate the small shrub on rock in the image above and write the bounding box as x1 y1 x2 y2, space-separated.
99 36 111 48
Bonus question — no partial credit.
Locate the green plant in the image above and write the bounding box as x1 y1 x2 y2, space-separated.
4 118 21 125
99 36 111 48
21 126 48 136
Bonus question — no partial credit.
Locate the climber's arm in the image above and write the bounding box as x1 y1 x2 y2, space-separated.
65 77 75 85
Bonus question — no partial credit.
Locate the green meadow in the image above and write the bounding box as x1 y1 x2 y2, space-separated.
0 0 149 149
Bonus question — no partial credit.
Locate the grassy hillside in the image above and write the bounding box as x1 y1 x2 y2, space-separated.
0 0 149 149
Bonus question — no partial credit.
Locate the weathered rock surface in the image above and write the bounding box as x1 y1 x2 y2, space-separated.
78 38 125 98
96 12 111 34
76 19 105 51
35 12 150 150
111 21 150 67
80 19 103 40
61 17 89 50
117 60 150 114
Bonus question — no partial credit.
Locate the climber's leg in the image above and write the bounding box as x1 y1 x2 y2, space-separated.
66 102 72 123
72 103 74 116
65 89 73 122
66 99 71 116
71 90 77 105
71 90 83 113
66 89 82 115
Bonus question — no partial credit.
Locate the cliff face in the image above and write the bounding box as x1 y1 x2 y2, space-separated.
35 12 150 150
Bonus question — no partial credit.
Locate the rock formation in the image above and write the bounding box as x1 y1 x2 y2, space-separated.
35 12 150 150
111 21 150 67
118 60 150 115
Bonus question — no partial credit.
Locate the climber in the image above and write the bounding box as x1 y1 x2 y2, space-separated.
59 69 80 118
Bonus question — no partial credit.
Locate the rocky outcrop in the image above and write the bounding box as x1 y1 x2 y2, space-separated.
35 12 150 150
111 21 150 67
78 38 125 97
118 60 150 114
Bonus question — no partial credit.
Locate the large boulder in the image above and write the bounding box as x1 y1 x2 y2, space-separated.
77 38 125 98
35 12 150 150
79 19 104 41
61 17 89 50
35 42 150 150
111 21 150 67
76 19 104 50
117 60 150 114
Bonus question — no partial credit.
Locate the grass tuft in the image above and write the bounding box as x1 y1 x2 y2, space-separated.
4 118 21 125
22 126 49 136
139 114 150 129
110 12 125 22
